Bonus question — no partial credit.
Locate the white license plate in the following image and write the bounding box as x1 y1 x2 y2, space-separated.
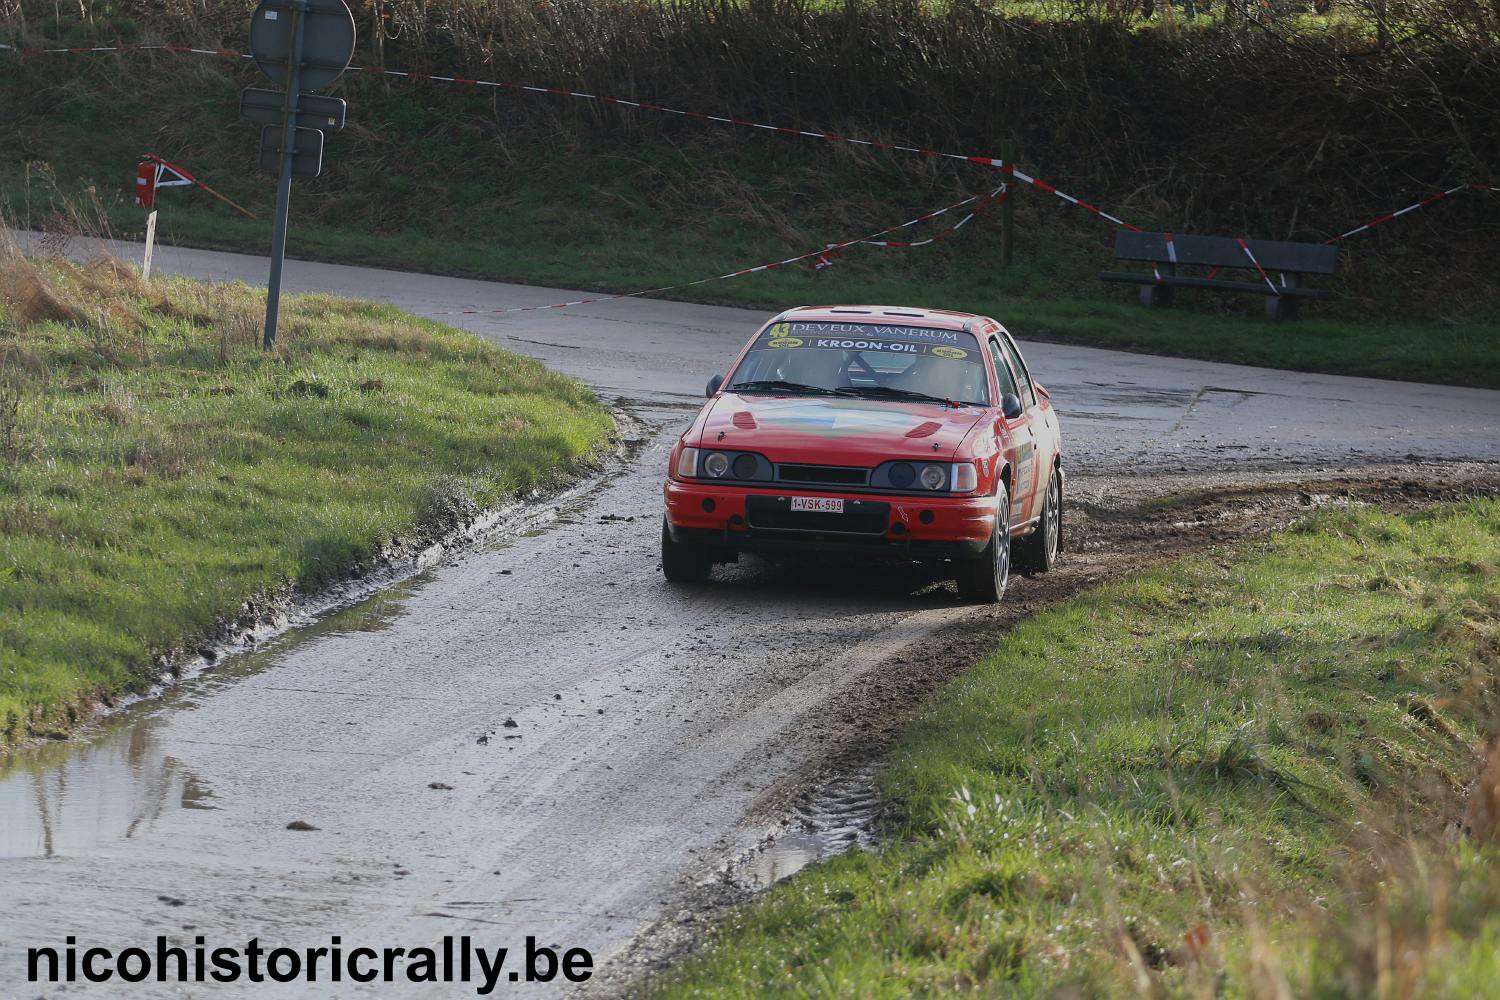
790 497 844 514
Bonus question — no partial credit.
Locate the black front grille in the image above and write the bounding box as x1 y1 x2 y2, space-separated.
776 464 869 486
745 496 890 536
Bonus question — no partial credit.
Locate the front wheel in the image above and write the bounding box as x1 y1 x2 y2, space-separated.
1014 466 1061 576
956 484 1011 604
661 518 712 583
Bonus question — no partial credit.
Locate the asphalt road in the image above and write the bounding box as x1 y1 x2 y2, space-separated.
3 238 1499 997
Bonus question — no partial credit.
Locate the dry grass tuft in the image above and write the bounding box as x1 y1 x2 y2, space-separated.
1463 737 1500 844
0 368 28 462
0 249 88 329
89 395 136 426
76 253 151 301
122 438 195 480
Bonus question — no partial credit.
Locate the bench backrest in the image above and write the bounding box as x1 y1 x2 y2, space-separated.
1114 232 1338 274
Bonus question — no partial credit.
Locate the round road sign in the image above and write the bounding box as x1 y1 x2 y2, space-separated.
250 0 356 93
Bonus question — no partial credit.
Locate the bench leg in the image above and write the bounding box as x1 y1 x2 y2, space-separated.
1266 272 1304 322
1265 295 1300 322
1140 284 1173 309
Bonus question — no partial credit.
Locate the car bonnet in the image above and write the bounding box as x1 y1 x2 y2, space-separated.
697 393 984 463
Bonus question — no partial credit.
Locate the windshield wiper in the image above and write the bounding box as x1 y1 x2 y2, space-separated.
729 379 836 396
834 385 972 407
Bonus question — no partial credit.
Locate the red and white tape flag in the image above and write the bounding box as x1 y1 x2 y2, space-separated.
137 153 257 219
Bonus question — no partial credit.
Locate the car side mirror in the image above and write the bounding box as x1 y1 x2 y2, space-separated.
1034 383 1050 401
1000 393 1024 420
706 374 724 398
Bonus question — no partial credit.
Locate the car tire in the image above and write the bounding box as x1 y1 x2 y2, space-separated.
1014 466 1061 576
661 518 712 583
956 483 1010 604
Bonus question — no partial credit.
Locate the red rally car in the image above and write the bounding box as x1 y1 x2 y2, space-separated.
661 305 1063 603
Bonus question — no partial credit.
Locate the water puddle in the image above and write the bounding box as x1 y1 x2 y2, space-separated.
0 448 631 862
723 761 884 891
0 574 423 860
0 722 215 859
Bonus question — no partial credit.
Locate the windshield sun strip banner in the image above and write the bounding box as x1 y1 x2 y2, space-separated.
755 323 981 362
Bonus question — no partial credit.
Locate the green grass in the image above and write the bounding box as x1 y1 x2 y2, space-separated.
3 48 1498 388
652 501 1500 996
0 251 613 748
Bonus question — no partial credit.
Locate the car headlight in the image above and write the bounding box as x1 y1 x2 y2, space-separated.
888 462 916 489
919 464 946 490
703 451 731 478
675 446 700 479
951 462 978 494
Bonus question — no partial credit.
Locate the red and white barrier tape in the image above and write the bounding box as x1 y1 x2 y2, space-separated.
1008 168 1137 230
1235 237 1279 295
0 40 238 58
1152 231 1177 283
815 185 1004 267
435 185 1005 316
1324 183 1495 244
856 185 1004 249
7 40 1494 247
0 40 1139 232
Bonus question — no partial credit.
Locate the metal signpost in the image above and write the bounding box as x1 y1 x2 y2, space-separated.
245 0 354 349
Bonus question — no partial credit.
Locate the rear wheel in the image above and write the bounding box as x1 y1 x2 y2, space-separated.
1014 467 1061 576
661 518 713 583
956 484 1011 604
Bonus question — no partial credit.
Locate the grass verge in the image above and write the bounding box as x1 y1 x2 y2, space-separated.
0 243 613 749
652 500 1500 996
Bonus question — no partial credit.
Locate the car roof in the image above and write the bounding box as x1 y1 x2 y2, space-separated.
778 305 984 332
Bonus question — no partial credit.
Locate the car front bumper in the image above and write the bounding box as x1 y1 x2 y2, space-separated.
663 480 999 559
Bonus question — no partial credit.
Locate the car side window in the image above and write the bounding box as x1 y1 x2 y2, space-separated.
1000 332 1037 407
987 339 1019 399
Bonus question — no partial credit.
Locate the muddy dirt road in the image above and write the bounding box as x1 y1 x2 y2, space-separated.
3 240 1500 997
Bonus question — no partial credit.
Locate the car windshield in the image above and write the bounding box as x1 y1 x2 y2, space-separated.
727 322 990 406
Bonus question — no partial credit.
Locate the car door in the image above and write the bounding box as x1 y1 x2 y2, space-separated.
999 330 1056 518
987 336 1038 528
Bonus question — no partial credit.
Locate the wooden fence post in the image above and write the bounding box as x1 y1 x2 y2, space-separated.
142 210 157 281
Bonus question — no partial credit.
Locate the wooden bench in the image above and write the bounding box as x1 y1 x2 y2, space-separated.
1100 232 1338 321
